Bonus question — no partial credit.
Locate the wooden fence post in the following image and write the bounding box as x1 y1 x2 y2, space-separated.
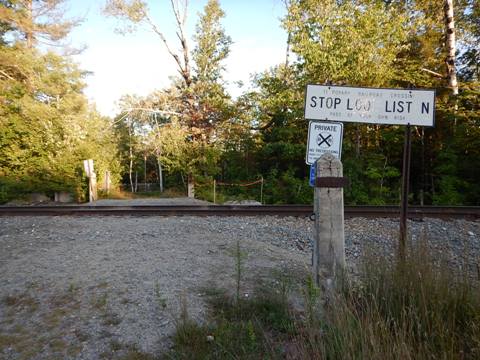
313 153 346 288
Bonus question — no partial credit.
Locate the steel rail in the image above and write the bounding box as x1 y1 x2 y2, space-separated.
0 205 479 219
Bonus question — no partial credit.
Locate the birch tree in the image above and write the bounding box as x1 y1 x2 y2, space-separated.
444 0 458 95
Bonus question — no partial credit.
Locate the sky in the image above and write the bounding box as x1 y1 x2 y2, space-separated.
64 0 288 116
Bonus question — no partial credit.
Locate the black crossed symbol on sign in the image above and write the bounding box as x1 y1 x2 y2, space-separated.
317 133 332 147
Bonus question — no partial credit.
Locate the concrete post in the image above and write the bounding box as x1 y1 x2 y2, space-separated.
83 159 97 202
90 172 98 202
187 173 195 198
104 171 111 195
313 153 346 288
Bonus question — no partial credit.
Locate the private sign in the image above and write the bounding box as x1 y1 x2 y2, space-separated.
306 121 343 165
305 85 435 127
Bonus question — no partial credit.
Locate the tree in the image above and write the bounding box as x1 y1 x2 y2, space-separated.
0 0 80 48
189 0 232 139
0 2 120 202
192 0 231 84
105 0 233 138
458 0 479 81
114 92 183 192
284 0 408 87
0 44 120 201
443 0 458 95
106 0 234 188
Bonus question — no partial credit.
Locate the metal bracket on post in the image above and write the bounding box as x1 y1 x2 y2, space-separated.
315 177 350 188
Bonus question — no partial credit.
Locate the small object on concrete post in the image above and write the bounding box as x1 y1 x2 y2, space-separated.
313 153 347 288
187 173 195 198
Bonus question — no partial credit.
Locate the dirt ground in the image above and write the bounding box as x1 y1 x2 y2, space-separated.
0 212 310 359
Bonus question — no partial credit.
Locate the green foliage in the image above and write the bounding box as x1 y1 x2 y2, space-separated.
284 0 409 86
0 43 120 202
4 0 476 205
263 169 312 204
343 152 401 205
192 0 231 84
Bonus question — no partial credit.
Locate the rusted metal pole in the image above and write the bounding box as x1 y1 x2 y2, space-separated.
399 124 412 260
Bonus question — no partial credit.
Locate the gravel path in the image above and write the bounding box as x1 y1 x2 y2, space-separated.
0 214 479 359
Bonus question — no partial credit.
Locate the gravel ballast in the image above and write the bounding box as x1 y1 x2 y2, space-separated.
1 213 479 359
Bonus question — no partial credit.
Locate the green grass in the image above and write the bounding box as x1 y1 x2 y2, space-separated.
311 245 480 360
169 287 295 359
166 242 480 359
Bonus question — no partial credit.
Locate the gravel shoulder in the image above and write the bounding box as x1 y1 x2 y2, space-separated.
0 214 479 359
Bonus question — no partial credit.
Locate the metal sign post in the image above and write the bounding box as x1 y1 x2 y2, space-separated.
399 124 412 259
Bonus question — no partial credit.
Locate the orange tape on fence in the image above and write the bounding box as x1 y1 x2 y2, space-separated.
216 179 263 187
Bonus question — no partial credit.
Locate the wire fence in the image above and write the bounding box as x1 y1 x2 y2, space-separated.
212 177 264 204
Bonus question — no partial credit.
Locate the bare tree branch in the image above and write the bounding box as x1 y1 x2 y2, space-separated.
169 0 191 86
421 68 446 78
0 69 16 81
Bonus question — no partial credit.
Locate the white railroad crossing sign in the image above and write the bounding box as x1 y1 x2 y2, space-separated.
306 121 343 165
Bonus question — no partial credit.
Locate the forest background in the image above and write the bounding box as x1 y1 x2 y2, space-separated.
0 0 479 205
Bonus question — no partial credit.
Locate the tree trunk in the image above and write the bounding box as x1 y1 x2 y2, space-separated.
157 157 164 193
144 154 147 192
355 125 361 158
444 0 458 95
26 0 34 48
129 156 134 193
128 124 134 193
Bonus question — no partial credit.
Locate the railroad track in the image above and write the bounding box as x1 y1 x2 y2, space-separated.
0 205 479 219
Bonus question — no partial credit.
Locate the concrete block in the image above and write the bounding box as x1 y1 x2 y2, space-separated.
54 191 73 203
